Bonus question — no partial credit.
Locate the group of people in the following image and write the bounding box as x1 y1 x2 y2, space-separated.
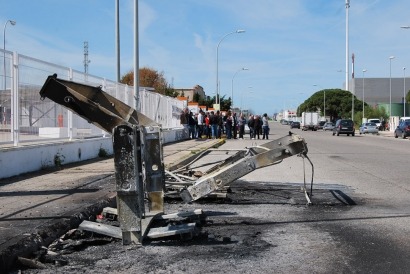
180 107 270 140
247 113 270 140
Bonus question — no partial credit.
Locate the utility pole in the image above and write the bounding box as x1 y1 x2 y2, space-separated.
83 41 91 75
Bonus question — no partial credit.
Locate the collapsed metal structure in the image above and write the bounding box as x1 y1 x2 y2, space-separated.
39 74 313 245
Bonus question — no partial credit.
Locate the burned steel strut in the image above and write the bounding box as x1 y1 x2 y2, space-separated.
179 132 312 203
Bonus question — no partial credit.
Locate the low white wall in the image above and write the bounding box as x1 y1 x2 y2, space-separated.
162 126 189 143
0 127 188 179
0 138 113 179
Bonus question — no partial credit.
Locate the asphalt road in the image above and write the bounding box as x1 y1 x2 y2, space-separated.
261 123 410 272
189 122 410 272
13 122 410 273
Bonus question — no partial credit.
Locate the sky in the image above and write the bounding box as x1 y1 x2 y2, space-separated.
2 0 410 115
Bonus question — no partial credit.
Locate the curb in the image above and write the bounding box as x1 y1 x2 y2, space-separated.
165 139 225 171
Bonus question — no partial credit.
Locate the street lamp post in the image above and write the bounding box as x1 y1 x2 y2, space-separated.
400 26 410 116
3 20 16 92
216 30 245 106
404 67 406 117
389 56 395 119
362 69 367 121
346 0 351 119
241 86 252 113
231 67 248 109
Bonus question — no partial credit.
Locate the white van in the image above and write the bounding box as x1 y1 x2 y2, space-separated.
399 117 410 123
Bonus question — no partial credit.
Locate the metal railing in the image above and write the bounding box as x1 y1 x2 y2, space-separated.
0 50 186 146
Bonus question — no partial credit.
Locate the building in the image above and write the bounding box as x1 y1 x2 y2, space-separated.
348 77 409 116
174 85 205 102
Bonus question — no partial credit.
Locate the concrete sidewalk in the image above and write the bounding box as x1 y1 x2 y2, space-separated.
0 138 224 272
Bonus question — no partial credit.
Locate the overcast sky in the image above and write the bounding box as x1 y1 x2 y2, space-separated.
2 0 410 114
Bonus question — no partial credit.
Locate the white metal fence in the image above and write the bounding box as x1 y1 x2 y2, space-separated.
0 50 186 146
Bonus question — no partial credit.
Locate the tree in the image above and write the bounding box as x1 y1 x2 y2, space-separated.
298 89 362 121
198 96 214 108
220 96 232 111
193 92 201 103
120 67 176 97
195 95 232 111
297 88 388 127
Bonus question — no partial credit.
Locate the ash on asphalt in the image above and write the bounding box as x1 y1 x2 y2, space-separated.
10 180 362 274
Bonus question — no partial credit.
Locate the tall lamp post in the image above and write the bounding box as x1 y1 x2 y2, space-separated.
404 67 406 117
216 29 245 105
3 20 16 92
389 56 395 119
231 67 248 109
400 26 410 116
241 86 252 113
362 69 367 121
345 0 351 119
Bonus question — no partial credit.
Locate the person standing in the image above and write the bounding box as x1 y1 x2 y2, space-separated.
197 110 204 139
254 115 261 139
238 113 246 139
232 112 238 139
262 113 270 139
216 110 223 138
180 107 189 139
225 111 233 139
210 111 218 139
188 111 196 139
205 112 211 139
180 107 189 127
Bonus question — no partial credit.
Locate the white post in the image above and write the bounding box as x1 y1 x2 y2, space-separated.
404 67 406 117
362 69 367 121
12 51 18 146
68 68 73 140
133 0 139 111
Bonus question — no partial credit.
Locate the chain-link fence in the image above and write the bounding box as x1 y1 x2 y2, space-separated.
0 50 186 146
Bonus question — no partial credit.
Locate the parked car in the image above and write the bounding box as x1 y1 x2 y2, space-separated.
333 119 355 136
367 118 381 129
323 122 335 131
317 121 326 130
280 119 289 125
359 122 379 135
394 120 410 139
290 121 300 129
399 117 410 123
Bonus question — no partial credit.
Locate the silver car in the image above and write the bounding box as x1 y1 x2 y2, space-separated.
323 122 334 131
359 122 379 135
